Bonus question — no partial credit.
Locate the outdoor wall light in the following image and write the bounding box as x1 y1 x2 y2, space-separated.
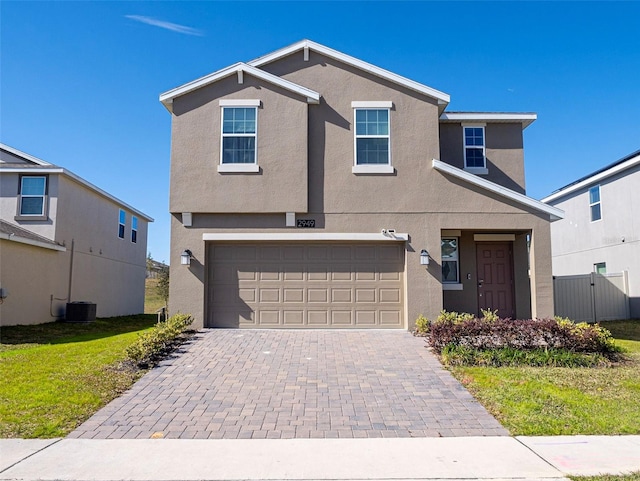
420 249 430 266
180 249 193 266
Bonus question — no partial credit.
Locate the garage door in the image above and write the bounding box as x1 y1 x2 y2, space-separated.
207 242 404 328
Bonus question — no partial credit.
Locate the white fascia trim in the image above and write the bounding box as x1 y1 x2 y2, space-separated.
432 159 565 221
159 62 320 112
203 232 409 242
440 113 537 129
0 167 64 174
0 233 66 252
0 143 53 166
351 101 393 108
219 99 261 107
248 40 450 104
0 169 153 222
217 164 260 173
542 153 640 203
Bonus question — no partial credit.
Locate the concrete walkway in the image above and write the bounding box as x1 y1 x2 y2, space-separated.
70 330 506 440
1 435 638 480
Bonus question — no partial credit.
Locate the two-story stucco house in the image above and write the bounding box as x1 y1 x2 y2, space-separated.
160 40 563 330
0 144 153 325
542 150 640 318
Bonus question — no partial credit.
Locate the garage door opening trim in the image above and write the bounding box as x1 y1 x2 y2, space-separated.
202 233 409 242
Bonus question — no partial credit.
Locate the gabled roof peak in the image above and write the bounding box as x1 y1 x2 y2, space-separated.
159 62 320 112
248 39 450 105
0 143 53 166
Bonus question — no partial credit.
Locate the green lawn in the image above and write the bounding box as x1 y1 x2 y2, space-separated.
0 315 156 438
449 320 640 435
570 473 640 481
144 277 166 314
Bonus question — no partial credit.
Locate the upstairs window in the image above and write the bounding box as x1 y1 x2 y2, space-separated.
352 101 393 174
131 216 138 243
441 238 460 283
19 176 47 216
118 209 126 239
589 185 601 222
463 125 486 172
221 106 257 165
355 109 389 165
594 262 606 274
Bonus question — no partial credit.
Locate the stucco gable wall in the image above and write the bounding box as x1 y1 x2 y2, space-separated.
440 122 526 193
258 51 446 214
170 74 308 214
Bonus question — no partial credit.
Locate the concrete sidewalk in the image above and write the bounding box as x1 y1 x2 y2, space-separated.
1 435 638 480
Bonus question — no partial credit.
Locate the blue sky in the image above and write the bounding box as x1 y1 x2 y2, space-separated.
2 1 638 263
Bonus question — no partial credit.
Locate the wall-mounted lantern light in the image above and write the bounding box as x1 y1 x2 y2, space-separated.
420 249 430 266
180 249 193 266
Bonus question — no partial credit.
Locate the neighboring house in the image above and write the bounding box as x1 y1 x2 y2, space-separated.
542 150 640 318
160 40 563 330
146 258 168 278
0 144 153 325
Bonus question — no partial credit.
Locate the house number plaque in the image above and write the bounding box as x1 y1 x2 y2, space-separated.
296 219 315 228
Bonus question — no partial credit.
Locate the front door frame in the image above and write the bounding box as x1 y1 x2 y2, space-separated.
476 241 515 318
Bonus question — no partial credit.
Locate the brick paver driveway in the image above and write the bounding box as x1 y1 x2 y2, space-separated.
70 330 507 439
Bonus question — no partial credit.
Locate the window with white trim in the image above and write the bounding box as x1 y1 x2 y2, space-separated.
131 216 138 243
589 185 601 222
221 107 257 165
19 176 47 216
441 238 459 283
463 125 486 170
355 108 390 166
594 262 606 274
118 209 126 239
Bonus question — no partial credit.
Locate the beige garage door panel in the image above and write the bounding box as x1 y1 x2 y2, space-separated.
208 243 404 329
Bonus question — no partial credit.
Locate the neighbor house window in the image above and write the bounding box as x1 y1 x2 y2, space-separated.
441 238 459 283
118 209 126 239
131 216 138 243
221 107 257 164
463 125 486 171
19 176 47 216
355 108 390 165
589 185 602 222
594 262 606 274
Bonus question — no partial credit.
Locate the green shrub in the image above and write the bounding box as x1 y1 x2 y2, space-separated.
480 308 500 322
414 315 430 336
126 313 193 366
440 344 610 367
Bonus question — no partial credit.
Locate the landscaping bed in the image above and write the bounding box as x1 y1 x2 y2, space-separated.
415 312 640 435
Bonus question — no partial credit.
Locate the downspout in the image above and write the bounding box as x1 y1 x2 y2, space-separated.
67 238 75 303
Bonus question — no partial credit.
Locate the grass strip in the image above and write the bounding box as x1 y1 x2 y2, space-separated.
0 315 155 438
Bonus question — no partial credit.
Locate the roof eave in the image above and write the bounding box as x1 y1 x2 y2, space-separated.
542 151 640 204
0 232 67 252
432 159 564 221
159 62 320 113
0 144 53 166
439 112 537 129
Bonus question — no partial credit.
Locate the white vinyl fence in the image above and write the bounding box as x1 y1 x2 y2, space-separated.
553 271 630 322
